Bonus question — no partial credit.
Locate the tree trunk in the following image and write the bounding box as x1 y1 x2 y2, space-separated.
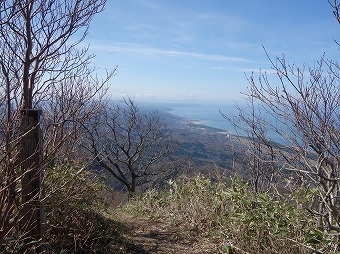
19 109 44 250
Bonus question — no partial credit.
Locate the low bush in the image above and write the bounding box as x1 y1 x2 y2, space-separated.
124 174 338 253
0 165 122 253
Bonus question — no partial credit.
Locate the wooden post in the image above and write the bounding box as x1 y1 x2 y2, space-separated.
20 109 44 249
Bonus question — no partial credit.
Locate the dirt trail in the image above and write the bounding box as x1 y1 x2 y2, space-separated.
114 212 219 254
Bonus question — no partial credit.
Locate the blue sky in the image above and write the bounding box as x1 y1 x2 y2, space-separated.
85 0 340 103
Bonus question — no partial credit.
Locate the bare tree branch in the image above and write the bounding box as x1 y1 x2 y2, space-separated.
82 98 177 194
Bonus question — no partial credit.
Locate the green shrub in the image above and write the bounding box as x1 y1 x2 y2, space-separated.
125 174 337 253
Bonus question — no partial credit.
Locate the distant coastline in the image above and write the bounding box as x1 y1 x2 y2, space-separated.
159 103 234 132
153 102 285 144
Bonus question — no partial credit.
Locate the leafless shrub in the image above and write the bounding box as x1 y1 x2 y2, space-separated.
225 51 340 252
0 0 113 250
82 98 178 194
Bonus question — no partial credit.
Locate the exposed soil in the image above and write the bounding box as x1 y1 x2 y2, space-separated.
113 212 219 254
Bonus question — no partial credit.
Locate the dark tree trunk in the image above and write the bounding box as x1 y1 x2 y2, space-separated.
19 109 44 250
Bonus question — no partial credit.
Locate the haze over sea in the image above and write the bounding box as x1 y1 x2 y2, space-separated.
151 102 286 144
164 103 234 131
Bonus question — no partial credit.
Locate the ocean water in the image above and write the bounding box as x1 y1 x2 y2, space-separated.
162 102 285 142
164 103 238 132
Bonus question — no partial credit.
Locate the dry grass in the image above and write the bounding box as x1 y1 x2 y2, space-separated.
123 174 338 254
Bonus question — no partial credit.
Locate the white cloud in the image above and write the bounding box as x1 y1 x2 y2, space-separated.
89 43 253 63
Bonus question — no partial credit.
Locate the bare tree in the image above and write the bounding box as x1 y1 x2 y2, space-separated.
0 0 113 250
82 98 176 194
222 94 280 193
330 0 340 24
228 50 340 252
224 2 340 250
42 66 112 163
0 0 107 109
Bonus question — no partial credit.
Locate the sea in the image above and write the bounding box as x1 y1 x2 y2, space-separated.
163 103 236 132
152 102 286 143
